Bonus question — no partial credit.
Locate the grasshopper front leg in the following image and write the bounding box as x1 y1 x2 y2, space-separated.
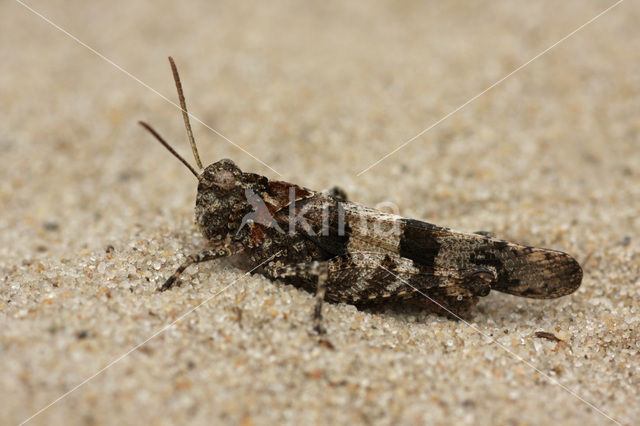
159 245 243 291
268 260 330 334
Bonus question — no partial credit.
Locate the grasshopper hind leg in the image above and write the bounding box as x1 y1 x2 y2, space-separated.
409 268 495 319
408 290 479 319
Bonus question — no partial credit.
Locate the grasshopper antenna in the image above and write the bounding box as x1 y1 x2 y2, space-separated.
168 56 204 171
138 121 204 182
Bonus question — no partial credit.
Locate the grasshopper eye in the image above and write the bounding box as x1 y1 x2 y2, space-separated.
200 159 240 194
211 170 236 192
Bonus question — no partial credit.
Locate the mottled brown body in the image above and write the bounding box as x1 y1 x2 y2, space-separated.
142 57 583 333
191 160 582 318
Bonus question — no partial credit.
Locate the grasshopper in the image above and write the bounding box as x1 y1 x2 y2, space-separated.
139 57 582 334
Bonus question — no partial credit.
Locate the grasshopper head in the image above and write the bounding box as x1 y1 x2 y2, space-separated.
195 159 250 243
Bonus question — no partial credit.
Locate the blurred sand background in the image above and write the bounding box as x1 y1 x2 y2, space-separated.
1 0 639 424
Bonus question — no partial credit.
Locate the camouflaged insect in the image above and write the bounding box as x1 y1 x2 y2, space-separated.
140 57 583 334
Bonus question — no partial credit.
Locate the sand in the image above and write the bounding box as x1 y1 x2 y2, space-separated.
1 0 639 424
